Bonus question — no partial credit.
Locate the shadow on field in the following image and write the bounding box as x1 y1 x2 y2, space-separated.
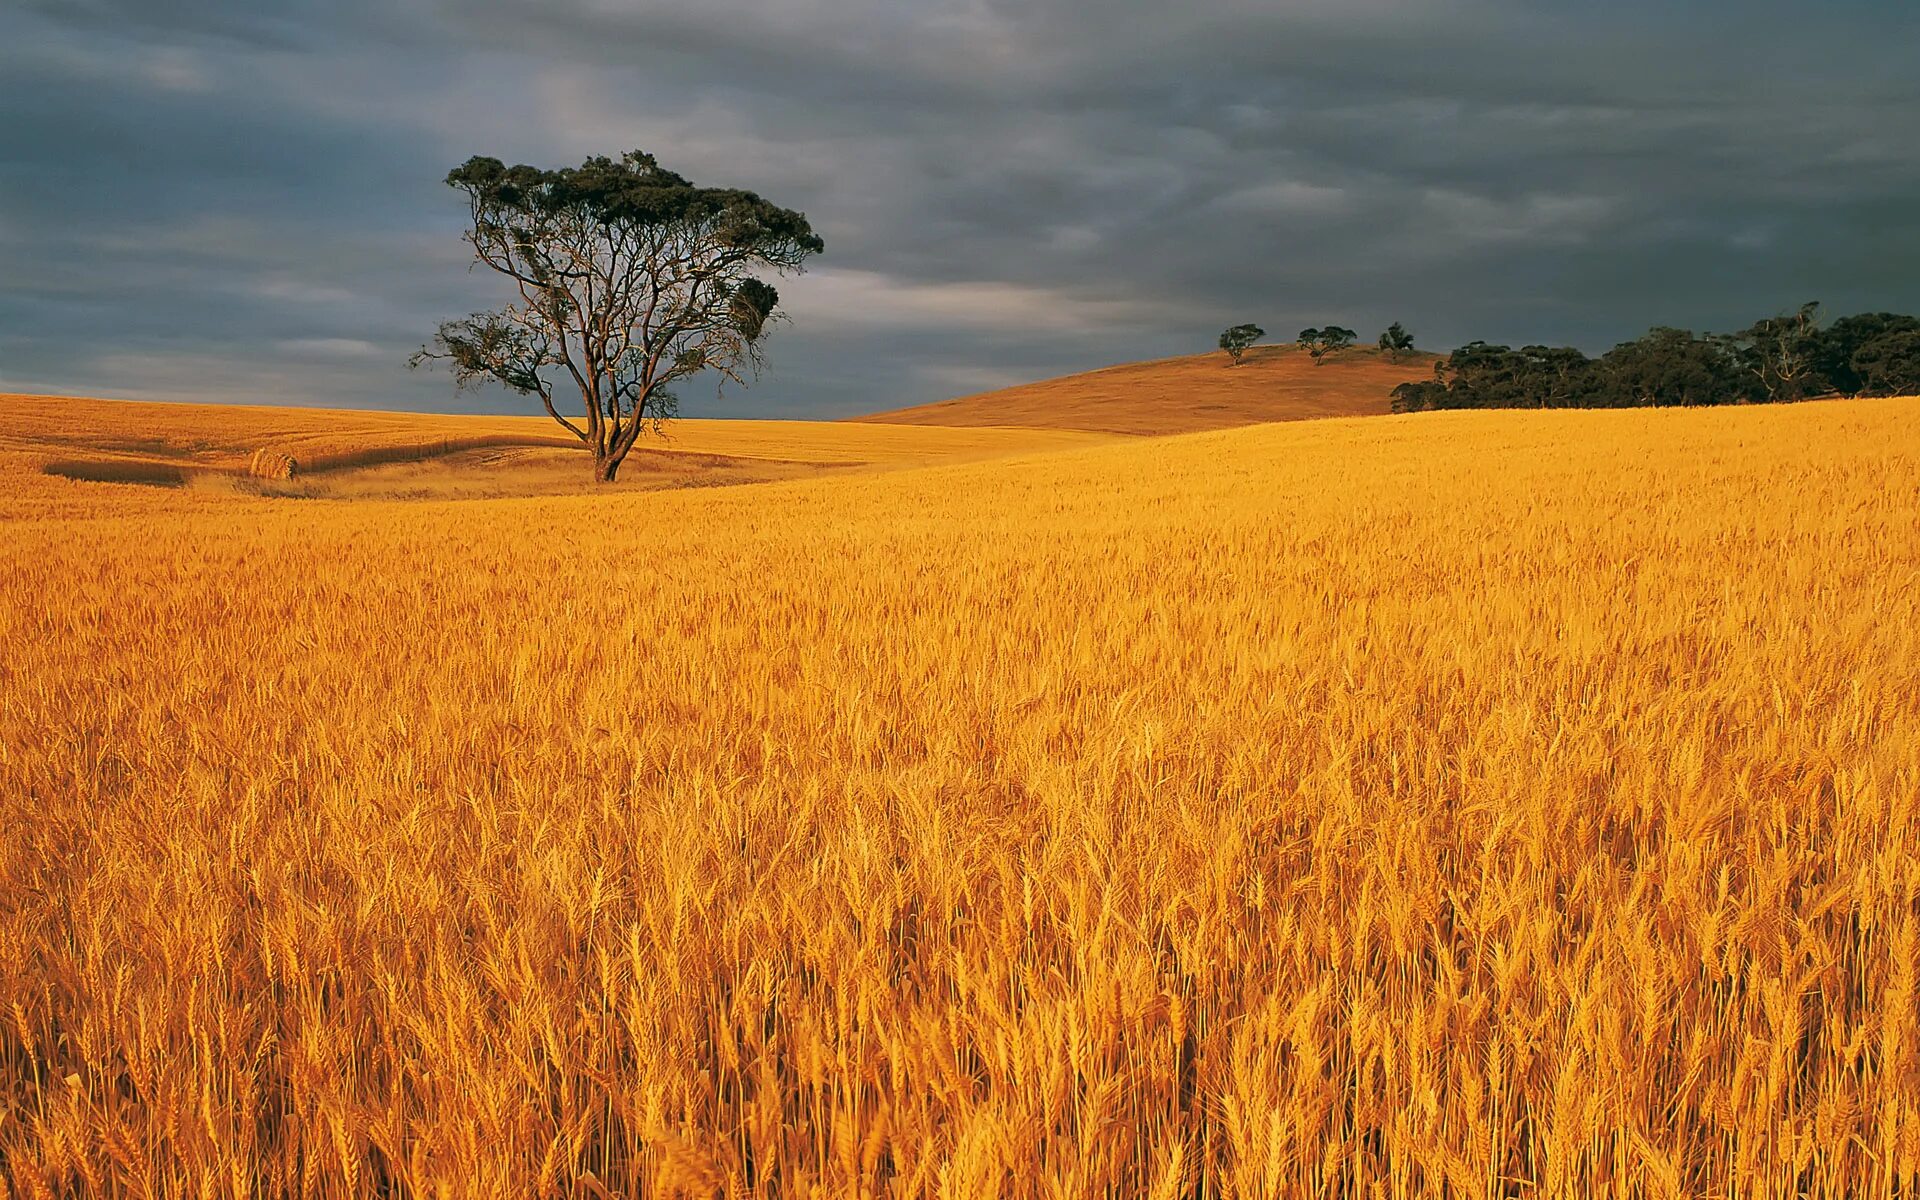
242 446 848 500
42 443 851 500
294 434 575 473
41 459 195 487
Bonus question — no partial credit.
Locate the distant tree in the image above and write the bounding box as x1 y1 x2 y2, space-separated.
1850 328 1920 396
1516 346 1598 408
1424 341 1596 409
412 150 823 482
1432 341 1507 406
1724 302 1826 402
1598 327 1744 407
1390 380 1448 413
1814 312 1920 395
1377 322 1416 362
1390 305 1920 415
1300 325 1357 364
1218 323 1265 366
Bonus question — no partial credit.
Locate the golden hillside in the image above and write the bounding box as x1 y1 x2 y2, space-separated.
862 343 1438 433
3 399 1917 1195
0 394 1110 500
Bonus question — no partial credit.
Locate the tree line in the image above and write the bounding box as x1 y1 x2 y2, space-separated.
1218 322 1416 366
1390 305 1920 412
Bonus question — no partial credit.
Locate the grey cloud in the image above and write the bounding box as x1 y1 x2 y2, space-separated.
1 0 1916 417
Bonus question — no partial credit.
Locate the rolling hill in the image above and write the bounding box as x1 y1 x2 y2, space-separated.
860 343 1439 434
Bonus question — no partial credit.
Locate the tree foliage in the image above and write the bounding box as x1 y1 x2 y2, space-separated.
1378 322 1416 362
413 151 823 482
1218 323 1265 366
1852 328 1920 397
1603 327 1746 408
1392 304 1920 412
1816 312 1920 396
1299 326 1357 363
1723 302 1824 403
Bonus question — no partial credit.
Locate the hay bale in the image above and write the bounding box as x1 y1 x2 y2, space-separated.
248 449 298 480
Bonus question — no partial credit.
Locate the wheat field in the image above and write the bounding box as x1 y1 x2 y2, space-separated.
0 395 1111 472
0 395 1114 504
2 398 1918 1198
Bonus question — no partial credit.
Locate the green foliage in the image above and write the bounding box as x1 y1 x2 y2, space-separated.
1816 312 1920 396
1601 328 1745 407
409 311 549 396
1395 304 1920 412
1218 323 1265 365
1395 332 1731 411
1378 322 1416 362
1389 379 1449 414
729 278 781 343
1723 302 1824 402
1299 326 1357 364
1457 343 1600 408
1850 328 1920 396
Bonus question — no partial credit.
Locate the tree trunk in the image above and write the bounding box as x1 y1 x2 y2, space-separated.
594 453 621 484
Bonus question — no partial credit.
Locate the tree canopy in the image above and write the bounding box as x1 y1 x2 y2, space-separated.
1378 322 1416 362
1218 324 1265 365
413 151 824 482
1817 312 1920 396
1299 326 1358 363
1392 304 1920 413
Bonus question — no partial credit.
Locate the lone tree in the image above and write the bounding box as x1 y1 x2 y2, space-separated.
1378 322 1416 362
413 151 824 482
1219 323 1265 365
1300 325 1357 363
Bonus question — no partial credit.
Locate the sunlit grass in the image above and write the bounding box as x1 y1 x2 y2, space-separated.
0 393 1111 473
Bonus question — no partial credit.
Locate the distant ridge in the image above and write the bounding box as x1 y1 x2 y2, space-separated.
859 344 1441 435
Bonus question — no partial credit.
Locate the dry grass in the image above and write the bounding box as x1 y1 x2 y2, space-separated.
0 394 1111 478
2 397 1918 1197
228 447 848 503
861 344 1438 434
1 395 1109 503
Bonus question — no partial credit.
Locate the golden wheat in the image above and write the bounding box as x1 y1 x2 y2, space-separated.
1 398 1916 1198
0 394 1111 471
248 449 299 481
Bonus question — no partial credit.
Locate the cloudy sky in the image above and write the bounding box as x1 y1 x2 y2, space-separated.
3 1 1917 418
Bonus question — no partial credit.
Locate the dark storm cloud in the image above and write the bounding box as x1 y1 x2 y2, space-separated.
2 0 1916 416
